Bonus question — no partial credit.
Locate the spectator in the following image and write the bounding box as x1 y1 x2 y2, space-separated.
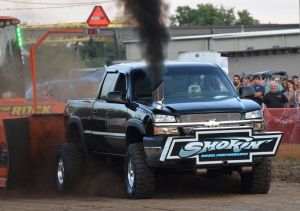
281 77 288 92
250 75 265 106
265 76 283 93
292 75 299 85
284 80 296 108
263 81 288 108
295 83 300 108
241 76 250 86
232 74 241 92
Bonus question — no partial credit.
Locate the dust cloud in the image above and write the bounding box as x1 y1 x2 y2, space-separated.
23 37 103 102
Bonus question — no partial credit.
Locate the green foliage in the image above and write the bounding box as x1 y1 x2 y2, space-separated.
79 39 105 59
170 3 260 26
237 10 260 25
170 6 198 26
79 39 125 68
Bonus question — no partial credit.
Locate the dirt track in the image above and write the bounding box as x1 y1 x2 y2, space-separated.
0 159 299 211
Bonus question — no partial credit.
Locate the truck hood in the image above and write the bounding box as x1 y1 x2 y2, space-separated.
163 97 260 115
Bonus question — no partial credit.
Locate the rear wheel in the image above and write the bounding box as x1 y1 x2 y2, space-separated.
124 143 156 199
56 143 83 193
241 158 272 194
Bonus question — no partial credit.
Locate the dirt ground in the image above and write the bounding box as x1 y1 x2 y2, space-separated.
0 158 299 211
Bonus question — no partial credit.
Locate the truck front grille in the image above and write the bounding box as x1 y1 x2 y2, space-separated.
180 113 241 123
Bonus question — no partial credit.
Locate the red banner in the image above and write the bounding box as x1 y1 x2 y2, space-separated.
264 108 300 144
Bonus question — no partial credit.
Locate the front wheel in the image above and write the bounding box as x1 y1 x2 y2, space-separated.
56 143 83 193
124 143 156 199
241 158 272 194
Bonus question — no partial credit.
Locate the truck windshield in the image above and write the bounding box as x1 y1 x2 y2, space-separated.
132 66 237 104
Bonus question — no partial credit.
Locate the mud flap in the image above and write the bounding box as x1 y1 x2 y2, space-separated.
3 117 31 190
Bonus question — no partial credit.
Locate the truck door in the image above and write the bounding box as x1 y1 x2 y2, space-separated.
91 72 119 153
105 73 128 155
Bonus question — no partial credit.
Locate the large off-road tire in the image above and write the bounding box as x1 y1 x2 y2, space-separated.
124 143 156 199
241 158 272 194
56 143 83 193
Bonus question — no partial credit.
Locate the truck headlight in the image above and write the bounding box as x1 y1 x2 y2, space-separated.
245 110 263 119
153 115 176 123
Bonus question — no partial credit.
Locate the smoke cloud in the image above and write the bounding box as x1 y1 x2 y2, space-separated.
120 0 170 89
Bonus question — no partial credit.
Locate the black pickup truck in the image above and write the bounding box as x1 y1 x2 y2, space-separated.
57 62 282 198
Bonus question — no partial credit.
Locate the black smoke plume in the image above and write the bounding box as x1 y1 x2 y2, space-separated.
120 0 170 89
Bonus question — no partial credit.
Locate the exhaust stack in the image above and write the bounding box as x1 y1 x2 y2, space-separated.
152 81 164 110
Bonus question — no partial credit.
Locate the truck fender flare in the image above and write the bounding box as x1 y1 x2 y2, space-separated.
126 119 147 136
68 116 88 152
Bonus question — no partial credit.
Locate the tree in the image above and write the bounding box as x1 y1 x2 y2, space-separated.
170 4 259 26
78 38 126 67
170 6 199 26
237 10 260 25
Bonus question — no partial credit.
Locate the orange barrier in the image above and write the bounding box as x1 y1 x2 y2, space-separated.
1 114 66 189
0 97 65 150
0 98 65 189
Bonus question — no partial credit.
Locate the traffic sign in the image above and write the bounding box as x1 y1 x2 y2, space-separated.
87 6 110 27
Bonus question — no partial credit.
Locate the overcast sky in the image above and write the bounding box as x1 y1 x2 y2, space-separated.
0 0 299 25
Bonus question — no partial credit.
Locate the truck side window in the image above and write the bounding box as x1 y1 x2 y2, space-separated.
114 73 127 99
132 71 152 101
99 73 119 100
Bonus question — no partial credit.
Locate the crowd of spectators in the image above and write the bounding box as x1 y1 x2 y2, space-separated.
232 74 300 108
